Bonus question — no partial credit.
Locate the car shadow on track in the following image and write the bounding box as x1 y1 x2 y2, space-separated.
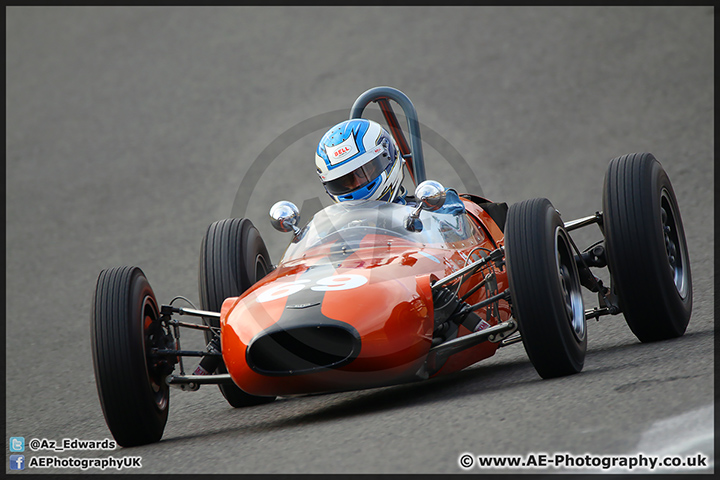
583 328 713 366
156 357 541 445
203 359 545 436
255 329 712 431
580 328 714 386
159 327 713 444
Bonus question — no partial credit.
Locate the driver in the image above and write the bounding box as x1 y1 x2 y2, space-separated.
315 118 467 219
315 119 407 204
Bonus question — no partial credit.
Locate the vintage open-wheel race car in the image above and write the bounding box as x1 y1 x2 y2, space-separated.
91 87 692 446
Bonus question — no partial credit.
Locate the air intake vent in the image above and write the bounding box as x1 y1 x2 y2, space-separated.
247 325 360 376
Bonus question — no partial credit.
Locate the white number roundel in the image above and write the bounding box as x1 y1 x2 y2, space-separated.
256 280 310 303
311 274 368 291
255 275 367 303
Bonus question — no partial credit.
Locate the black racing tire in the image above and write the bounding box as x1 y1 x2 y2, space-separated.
602 153 692 342
505 198 587 379
91 266 169 446
199 218 276 407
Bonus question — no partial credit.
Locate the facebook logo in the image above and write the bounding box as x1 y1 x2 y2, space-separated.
9 437 25 452
9 455 25 470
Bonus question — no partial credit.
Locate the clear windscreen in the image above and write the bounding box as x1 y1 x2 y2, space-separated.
281 200 484 262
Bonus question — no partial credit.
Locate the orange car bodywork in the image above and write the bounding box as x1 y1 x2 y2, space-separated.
220 198 509 397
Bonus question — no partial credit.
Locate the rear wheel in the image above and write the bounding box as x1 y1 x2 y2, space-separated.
602 153 692 342
91 266 169 446
199 218 276 407
505 198 586 379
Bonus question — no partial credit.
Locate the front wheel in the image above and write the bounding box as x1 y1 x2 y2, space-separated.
505 198 586 379
199 218 276 407
602 153 692 342
91 266 170 446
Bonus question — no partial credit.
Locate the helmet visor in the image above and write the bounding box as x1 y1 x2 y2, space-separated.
324 154 391 196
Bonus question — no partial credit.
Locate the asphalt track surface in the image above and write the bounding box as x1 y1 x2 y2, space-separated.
6 6 714 475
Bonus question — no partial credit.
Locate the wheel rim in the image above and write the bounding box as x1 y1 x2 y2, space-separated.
143 295 169 411
555 227 585 341
660 189 689 299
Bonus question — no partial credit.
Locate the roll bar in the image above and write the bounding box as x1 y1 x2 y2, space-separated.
349 86 426 186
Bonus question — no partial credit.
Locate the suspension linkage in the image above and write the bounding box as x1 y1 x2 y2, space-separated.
458 289 511 316
432 247 504 290
150 348 222 357
161 305 221 319
584 305 620 320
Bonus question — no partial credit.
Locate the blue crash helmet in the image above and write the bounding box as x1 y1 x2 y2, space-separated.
315 119 405 203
